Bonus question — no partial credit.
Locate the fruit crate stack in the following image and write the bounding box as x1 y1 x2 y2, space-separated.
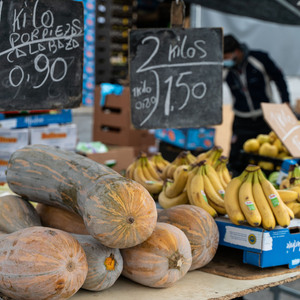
95 0 137 84
93 85 156 156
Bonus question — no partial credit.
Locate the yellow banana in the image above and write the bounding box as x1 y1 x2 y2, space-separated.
238 171 262 227
289 185 300 201
277 189 300 203
285 203 295 219
173 164 189 181
221 164 232 184
165 168 189 198
258 169 290 228
133 159 163 194
252 171 276 230
279 178 290 189
186 165 198 203
143 156 162 181
202 167 226 214
166 163 178 179
188 165 218 218
286 201 300 218
158 189 189 209
216 168 227 190
204 163 225 199
125 159 137 179
224 170 248 225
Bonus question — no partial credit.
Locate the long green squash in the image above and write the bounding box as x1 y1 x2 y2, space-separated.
6 145 157 249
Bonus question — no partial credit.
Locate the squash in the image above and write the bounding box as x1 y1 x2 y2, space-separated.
73 234 123 291
0 226 88 300
121 222 192 288
0 195 41 233
36 203 89 235
158 205 219 271
6 145 157 249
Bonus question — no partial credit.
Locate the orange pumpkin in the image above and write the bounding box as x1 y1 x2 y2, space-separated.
121 222 192 288
73 234 123 291
0 195 41 233
0 226 88 300
6 145 157 249
36 203 89 235
158 205 219 271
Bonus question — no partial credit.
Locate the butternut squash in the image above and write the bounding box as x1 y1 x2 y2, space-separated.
121 222 192 288
0 195 41 233
73 234 123 291
6 145 157 249
0 226 88 300
36 203 89 235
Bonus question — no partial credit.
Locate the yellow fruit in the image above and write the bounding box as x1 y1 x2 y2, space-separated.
256 134 270 144
258 142 278 157
243 139 260 153
268 131 278 143
258 161 274 171
272 138 283 152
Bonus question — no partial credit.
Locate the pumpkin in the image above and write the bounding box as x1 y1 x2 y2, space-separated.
0 195 41 233
0 226 88 300
121 222 192 288
158 205 219 271
73 234 123 291
6 145 157 249
36 203 89 235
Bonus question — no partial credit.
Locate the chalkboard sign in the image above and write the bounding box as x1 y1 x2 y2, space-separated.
262 103 300 157
129 28 223 129
0 0 84 112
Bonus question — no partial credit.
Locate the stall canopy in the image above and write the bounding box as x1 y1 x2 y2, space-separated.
184 0 300 25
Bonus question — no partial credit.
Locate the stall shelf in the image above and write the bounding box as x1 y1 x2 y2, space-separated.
72 268 300 300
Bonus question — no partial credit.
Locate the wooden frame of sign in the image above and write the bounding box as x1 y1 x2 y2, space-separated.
0 0 84 112
129 27 223 129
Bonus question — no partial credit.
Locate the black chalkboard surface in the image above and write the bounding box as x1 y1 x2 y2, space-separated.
0 0 84 112
129 28 223 129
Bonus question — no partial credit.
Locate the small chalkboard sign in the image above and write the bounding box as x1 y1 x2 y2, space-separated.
129 27 223 129
262 103 300 157
0 0 84 112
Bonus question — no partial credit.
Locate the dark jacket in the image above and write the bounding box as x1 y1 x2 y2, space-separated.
224 44 290 118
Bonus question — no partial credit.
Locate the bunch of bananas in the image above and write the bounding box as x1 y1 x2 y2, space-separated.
158 165 189 209
279 163 300 189
224 165 295 230
195 145 223 165
126 153 164 195
150 152 170 174
186 161 226 217
161 151 196 180
214 156 232 189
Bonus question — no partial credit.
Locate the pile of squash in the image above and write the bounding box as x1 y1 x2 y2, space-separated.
0 145 219 300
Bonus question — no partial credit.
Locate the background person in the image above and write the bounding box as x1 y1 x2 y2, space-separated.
223 34 290 174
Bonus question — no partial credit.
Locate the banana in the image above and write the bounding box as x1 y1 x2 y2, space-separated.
285 203 295 219
204 163 225 199
188 165 218 218
224 170 248 225
258 169 290 228
165 166 188 198
125 159 137 179
186 165 198 203
133 159 163 194
158 189 189 209
286 201 300 218
186 151 197 164
143 156 162 181
173 164 189 181
221 164 232 184
279 178 290 189
202 167 226 214
238 171 262 227
289 185 300 201
216 167 227 190
166 163 178 179
252 171 276 230
277 189 300 203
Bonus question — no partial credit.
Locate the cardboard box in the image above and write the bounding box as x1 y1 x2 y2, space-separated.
155 128 215 151
0 128 29 153
30 124 77 151
0 153 11 184
0 110 72 129
84 146 135 174
93 85 156 148
216 216 300 269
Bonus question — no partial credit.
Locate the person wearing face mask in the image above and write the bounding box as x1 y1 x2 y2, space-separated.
223 34 290 175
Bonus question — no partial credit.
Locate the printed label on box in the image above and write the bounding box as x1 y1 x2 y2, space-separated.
224 226 273 251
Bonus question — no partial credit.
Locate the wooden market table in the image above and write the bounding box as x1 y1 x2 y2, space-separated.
72 268 300 300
